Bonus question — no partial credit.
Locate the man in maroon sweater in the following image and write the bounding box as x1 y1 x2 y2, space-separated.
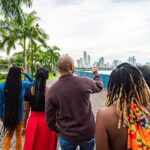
45 56 103 150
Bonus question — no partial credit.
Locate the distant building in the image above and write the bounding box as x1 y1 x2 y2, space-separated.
112 59 122 68
88 55 91 67
128 56 136 66
83 51 87 68
105 62 111 69
98 57 104 68
77 59 80 68
80 58 83 68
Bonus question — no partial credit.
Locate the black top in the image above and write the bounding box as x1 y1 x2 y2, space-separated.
24 87 45 112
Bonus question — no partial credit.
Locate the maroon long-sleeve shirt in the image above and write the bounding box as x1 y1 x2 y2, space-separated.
45 73 103 143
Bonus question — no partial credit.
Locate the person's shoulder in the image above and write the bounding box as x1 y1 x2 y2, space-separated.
74 75 91 82
97 106 116 121
48 81 59 92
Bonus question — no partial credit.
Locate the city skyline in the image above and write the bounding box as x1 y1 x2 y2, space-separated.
76 51 141 68
30 0 150 64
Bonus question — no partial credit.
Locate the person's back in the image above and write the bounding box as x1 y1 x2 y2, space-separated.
48 74 102 141
96 63 150 150
96 106 127 150
22 67 57 150
0 66 34 150
46 56 103 150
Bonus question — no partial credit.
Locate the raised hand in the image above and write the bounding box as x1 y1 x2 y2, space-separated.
92 64 99 73
20 67 25 74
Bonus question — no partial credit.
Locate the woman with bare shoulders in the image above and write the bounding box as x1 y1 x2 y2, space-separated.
21 67 57 150
96 63 150 150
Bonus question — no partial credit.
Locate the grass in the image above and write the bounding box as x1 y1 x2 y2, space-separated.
48 72 60 80
0 79 5 83
0 73 60 83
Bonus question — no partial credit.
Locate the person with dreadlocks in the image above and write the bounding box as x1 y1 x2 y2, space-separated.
138 65 150 88
0 66 34 150
96 63 150 150
21 67 57 150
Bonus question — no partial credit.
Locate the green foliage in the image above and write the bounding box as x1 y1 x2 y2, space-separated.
48 72 60 80
0 73 7 80
0 0 32 22
0 11 49 71
0 0 60 75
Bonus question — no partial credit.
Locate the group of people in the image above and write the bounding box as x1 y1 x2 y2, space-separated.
0 55 150 150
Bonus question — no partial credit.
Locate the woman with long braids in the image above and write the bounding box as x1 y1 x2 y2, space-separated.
0 66 34 150
96 63 150 150
21 67 57 150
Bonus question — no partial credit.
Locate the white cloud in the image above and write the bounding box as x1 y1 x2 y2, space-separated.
30 0 150 64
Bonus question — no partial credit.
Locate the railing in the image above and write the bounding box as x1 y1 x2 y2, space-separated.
75 71 110 88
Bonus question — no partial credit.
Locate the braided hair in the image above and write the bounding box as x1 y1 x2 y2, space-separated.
34 67 49 107
105 63 150 128
4 66 22 133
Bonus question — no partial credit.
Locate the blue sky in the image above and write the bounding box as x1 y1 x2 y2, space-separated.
1 0 150 64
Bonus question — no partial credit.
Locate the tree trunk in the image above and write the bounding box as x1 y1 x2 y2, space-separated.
23 37 27 71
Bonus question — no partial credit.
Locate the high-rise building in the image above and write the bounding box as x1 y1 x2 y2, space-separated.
77 59 80 68
80 58 83 68
88 55 91 67
112 59 122 68
83 51 87 68
98 57 104 68
128 56 136 66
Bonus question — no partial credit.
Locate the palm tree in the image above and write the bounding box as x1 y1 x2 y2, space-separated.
12 52 24 66
43 46 60 72
0 0 32 21
0 11 48 70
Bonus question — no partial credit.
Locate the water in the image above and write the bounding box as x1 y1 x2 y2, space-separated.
85 70 112 75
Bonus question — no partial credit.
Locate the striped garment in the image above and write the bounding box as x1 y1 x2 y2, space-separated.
127 103 150 150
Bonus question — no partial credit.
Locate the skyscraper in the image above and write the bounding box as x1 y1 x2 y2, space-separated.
98 57 104 68
83 51 87 68
112 59 122 68
88 55 91 67
128 56 136 66
77 59 80 68
80 58 83 68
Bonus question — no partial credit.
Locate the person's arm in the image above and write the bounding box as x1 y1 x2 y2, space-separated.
85 65 103 93
21 87 31 136
21 101 30 136
21 68 34 87
20 67 33 82
23 73 33 82
45 94 59 133
96 109 112 150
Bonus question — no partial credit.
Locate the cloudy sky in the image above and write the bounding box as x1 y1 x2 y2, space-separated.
31 0 150 64
2 0 150 64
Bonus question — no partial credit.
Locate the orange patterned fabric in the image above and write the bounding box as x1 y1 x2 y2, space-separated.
127 103 150 150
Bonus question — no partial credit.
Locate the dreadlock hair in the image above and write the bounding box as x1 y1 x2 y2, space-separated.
105 63 150 129
138 65 150 88
34 67 49 108
4 66 22 134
